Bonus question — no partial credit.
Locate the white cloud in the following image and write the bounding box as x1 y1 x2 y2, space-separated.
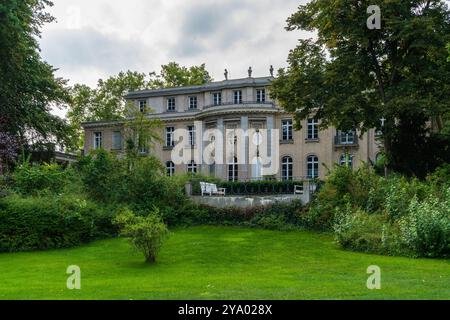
40 0 313 88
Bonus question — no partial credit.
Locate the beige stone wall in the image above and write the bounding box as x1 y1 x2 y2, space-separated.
83 85 380 180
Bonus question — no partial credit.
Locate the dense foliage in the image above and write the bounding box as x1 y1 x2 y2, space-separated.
271 0 450 177
162 199 305 231
1 148 448 259
0 0 73 149
67 63 212 149
0 194 115 252
309 165 449 258
113 207 169 263
77 149 187 212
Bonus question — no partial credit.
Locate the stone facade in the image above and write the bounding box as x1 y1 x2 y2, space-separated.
82 76 381 180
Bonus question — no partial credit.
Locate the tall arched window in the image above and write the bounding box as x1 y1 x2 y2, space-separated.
307 155 319 179
187 160 197 174
339 154 353 168
282 156 293 181
228 157 238 181
209 162 216 176
166 161 175 177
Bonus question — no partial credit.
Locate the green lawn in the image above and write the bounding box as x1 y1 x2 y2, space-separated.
0 226 448 300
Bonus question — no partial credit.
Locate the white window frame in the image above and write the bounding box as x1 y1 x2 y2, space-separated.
256 89 266 103
188 125 196 146
281 156 293 181
338 130 356 145
187 160 197 174
93 132 102 149
233 90 242 104
166 161 175 177
165 127 175 147
307 155 319 179
307 119 319 140
167 97 176 112
228 157 238 182
139 100 147 113
213 92 222 106
339 154 354 168
112 131 122 150
282 119 293 141
189 96 198 110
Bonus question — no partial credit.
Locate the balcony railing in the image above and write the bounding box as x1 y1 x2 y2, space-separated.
203 101 275 110
334 132 358 146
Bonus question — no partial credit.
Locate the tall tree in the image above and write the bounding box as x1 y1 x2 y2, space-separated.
0 0 72 150
124 104 163 168
67 63 212 149
271 0 450 177
148 62 212 88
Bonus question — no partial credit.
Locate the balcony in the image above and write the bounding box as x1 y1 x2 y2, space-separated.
203 100 275 110
334 132 359 147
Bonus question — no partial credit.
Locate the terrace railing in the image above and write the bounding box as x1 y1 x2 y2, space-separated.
203 101 275 110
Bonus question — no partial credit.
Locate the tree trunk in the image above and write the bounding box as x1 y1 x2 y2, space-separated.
146 255 156 264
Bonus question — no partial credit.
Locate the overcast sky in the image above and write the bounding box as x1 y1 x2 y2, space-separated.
39 0 312 88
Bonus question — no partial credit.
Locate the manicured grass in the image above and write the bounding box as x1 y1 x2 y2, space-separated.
0 226 448 300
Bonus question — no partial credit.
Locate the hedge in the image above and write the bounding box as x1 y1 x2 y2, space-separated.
0 194 117 252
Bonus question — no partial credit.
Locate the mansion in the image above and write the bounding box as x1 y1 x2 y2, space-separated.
82 73 381 181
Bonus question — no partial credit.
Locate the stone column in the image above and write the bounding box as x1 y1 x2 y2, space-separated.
266 115 276 178
195 120 204 173
266 115 274 158
216 118 224 179
240 116 249 180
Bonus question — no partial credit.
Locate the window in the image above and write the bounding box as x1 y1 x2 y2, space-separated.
167 97 176 111
256 89 266 103
135 133 148 154
188 125 196 146
282 156 293 181
189 96 198 110
339 154 354 168
307 119 319 140
233 90 242 104
93 132 102 149
213 92 222 106
282 119 293 141
166 161 175 177
139 100 147 113
209 162 216 176
165 127 175 147
112 131 122 150
337 130 356 145
187 160 197 174
139 143 148 154
228 157 238 181
307 155 319 179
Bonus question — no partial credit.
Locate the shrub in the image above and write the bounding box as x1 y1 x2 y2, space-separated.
427 163 450 187
113 208 169 263
13 162 72 195
78 151 188 214
78 150 123 202
333 204 401 255
167 200 305 231
0 194 116 252
399 192 450 258
119 157 185 212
